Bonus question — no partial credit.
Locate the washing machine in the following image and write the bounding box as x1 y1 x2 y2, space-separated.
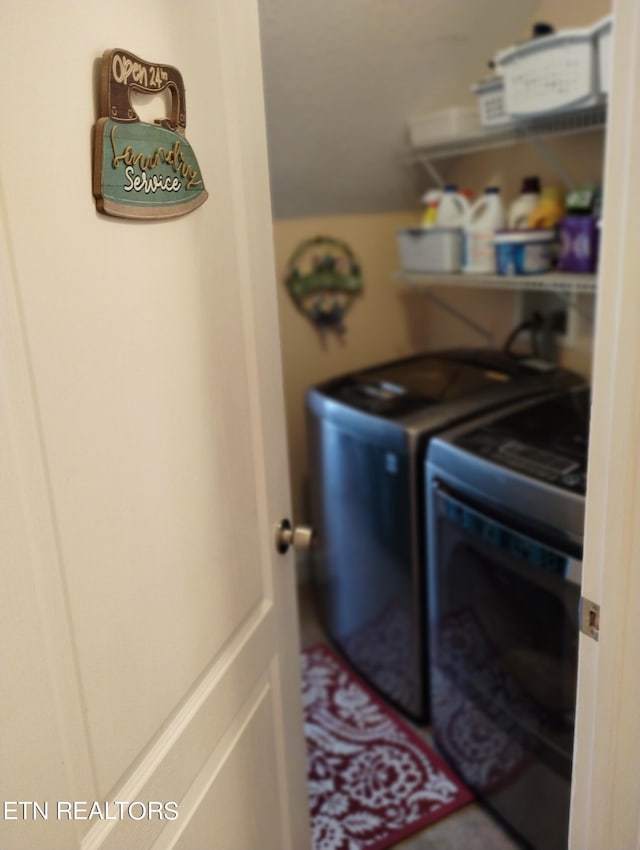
426 385 590 849
306 347 583 722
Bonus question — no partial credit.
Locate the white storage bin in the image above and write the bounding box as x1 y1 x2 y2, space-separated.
593 15 613 95
472 77 511 128
407 107 481 148
396 228 462 273
495 28 599 117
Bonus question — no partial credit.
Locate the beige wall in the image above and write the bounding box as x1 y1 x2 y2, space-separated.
535 0 610 30
434 132 605 375
274 135 604 527
422 0 611 366
273 0 611 529
273 211 431 521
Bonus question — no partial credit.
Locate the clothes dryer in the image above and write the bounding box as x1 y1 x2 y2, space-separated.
426 386 590 849
307 348 582 722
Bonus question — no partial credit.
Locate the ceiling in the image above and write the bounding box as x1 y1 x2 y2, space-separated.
257 0 540 219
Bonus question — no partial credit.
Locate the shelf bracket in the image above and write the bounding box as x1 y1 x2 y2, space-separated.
396 270 596 354
419 288 495 346
416 155 445 188
521 128 576 189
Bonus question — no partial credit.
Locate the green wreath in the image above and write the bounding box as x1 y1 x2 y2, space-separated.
284 236 363 336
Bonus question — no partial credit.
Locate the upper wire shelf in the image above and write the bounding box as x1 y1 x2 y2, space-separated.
404 103 607 163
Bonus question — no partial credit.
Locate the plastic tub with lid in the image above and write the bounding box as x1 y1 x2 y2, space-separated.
494 229 555 275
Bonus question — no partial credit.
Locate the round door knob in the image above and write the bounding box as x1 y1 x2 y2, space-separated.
275 518 315 554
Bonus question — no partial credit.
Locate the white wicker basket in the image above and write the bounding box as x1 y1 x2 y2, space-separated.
471 77 511 128
407 107 481 148
495 28 600 117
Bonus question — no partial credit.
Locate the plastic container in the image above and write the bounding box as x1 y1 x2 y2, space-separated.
592 15 613 95
396 228 462 273
558 216 600 272
566 184 599 215
528 186 565 229
508 176 541 228
495 27 599 116
407 107 482 148
420 189 442 227
435 185 470 227
462 187 506 274
494 229 555 275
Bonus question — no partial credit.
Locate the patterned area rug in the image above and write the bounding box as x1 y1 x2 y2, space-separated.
302 643 473 850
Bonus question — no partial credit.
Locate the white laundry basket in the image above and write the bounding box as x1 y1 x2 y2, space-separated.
495 28 600 117
592 15 613 95
472 77 511 128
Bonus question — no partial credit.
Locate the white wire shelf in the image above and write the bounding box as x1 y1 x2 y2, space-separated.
394 270 598 295
405 103 607 163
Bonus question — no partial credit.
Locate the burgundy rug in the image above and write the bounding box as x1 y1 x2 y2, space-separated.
302 643 473 850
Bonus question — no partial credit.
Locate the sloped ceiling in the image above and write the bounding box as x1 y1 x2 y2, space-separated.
258 0 539 219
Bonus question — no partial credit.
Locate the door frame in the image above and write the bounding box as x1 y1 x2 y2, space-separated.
569 1 640 846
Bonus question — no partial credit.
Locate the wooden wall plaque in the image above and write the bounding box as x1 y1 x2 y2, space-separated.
93 49 208 220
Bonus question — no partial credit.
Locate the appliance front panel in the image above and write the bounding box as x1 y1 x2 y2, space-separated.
308 413 425 719
428 479 581 850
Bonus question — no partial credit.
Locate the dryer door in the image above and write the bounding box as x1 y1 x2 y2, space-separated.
428 481 581 850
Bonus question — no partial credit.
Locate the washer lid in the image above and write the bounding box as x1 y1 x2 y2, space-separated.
325 351 525 417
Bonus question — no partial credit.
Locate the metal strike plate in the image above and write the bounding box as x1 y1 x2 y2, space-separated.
580 597 600 641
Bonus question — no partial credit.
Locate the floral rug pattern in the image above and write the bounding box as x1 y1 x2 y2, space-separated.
302 644 473 850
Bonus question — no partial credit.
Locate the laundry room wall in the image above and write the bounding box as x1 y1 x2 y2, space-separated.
424 0 611 376
270 0 611 548
426 131 604 377
272 210 429 526
421 0 610 373
273 206 550 535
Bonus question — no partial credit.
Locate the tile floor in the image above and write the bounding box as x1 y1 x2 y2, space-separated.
296 582 523 850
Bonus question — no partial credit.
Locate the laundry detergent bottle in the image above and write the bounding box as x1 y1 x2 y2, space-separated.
508 176 541 228
462 186 505 273
435 184 470 227
528 186 565 229
420 189 442 227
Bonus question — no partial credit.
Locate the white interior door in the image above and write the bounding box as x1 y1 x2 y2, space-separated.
0 3 310 850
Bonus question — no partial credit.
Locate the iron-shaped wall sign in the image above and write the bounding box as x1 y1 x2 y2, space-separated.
93 49 208 220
